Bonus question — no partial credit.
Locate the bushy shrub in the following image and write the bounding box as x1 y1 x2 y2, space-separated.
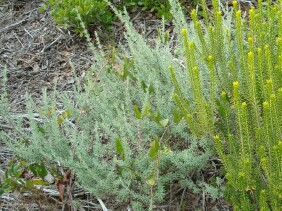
40 0 115 35
2 0 281 210
40 0 196 35
1 0 214 209
169 0 282 209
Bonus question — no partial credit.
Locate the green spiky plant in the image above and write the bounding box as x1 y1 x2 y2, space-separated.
169 0 282 209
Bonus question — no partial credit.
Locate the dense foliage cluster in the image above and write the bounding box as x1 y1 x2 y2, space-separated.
169 0 282 209
39 0 194 35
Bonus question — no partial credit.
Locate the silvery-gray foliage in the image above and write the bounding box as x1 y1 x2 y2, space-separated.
0 0 237 208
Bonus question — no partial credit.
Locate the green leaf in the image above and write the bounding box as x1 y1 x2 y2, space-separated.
116 139 125 161
134 105 142 119
141 81 154 94
0 189 4 196
148 85 154 94
141 80 147 92
57 110 71 125
146 174 155 186
36 162 48 179
19 161 27 167
29 165 37 177
57 116 64 125
173 107 181 123
32 179 49 186
11 164 22 178
126 70 137 81
37 124 46 134
62 110 71 118
164 31 169 44
159 119 169 127
154 110 162 122
148 137 160 160
142 101 151 117
25 180 34 188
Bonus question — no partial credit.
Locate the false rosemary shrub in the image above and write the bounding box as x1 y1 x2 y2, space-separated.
1 1 214 209
214 84 282 210
169 0 282 209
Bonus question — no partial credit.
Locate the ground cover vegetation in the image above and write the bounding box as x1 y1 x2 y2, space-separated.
0 0 282 210
39 0 196 35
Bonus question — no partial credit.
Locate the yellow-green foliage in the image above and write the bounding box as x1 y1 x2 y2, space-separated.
40 0 190 35
40 0 114 35
169 0 282 209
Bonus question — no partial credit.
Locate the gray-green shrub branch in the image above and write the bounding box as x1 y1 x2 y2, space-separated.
1 0 215 209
